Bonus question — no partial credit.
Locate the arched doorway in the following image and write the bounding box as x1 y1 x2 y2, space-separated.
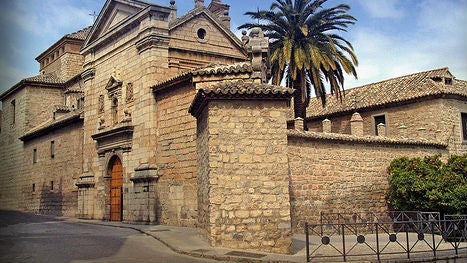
109 156 123 221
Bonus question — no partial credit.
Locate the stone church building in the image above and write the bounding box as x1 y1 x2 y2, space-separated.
0 0 466 253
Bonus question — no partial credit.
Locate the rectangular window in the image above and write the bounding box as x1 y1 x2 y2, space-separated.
50 181 54 191
32 183 35 192
373 115 386 136
33 148 37 164
11 100 16 124
50 141 55 158
462 112 467 141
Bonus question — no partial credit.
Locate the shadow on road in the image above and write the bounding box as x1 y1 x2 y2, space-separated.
0 210 64 227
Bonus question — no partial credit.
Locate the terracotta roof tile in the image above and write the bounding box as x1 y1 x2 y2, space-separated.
24 73 65 84
202 80 294 97
152 62 251 92
307 67 467 119
189 80 294 117
65 26 91 41
287 129 447 148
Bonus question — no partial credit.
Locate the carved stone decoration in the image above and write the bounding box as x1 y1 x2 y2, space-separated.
126 83 134 103
122 109 132 123
98 95 105 113
91 123 134 156
98 117 106 130
105 75 123 98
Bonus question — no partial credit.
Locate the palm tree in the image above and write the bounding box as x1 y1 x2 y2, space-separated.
239 0 358 126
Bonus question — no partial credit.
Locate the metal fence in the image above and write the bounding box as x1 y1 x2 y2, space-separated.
305 217 467 262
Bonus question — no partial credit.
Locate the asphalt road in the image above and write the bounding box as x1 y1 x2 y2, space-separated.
0 210 221 263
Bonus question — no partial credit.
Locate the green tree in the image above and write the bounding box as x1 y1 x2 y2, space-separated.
239 0 358 124
386 155 467 215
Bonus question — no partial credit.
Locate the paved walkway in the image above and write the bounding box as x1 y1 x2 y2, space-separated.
65 217 467 263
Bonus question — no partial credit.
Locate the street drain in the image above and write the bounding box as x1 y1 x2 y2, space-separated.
225 251 266 258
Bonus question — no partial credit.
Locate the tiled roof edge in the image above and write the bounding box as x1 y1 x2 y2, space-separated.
20 110 84 141
287 129 448 149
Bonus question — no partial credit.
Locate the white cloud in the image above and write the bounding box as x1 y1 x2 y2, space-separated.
356 0 405 19
9 0 93 39
343 0 467 89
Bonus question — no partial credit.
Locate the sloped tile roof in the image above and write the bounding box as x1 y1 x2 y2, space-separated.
19 110 84 141
152 62 252 92
65 26 91 41
288 129 447 148
201 80 294 97
307 67 467 119
24 73 65 84
189 80 294 117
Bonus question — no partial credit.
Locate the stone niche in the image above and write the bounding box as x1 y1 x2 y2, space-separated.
189 80 294 254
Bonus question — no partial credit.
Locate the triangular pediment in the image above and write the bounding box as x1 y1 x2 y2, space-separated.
169 8 246 58
84 0 147 48
82 0 169 53
105 75 122 91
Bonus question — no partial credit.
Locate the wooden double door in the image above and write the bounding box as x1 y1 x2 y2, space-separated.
110 157 123 221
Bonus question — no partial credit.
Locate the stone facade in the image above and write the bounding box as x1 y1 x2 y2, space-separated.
306 68 467 155
0 0 466 255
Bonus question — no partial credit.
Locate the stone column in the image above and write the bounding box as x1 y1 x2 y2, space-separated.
189 81 294 254
350 112 364 136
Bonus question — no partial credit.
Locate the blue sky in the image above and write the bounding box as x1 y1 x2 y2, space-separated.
0 0 466 99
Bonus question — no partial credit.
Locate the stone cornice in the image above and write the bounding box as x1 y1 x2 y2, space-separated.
81 68 96 82
135 34 170 54
91 123 134 156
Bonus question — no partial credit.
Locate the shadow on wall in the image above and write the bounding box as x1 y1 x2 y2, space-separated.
39 179 63 216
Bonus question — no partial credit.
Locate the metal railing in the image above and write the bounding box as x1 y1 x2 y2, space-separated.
305 218 467 262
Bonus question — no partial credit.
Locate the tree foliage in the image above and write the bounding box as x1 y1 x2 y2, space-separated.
386 155 467 215
238 0 358 121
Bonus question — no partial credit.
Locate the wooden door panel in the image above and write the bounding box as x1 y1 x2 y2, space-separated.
110 158 123 221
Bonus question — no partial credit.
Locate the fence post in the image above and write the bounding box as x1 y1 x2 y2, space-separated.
305 222 310 262
405 223 410 260
431 221 436 258
342 224 346 262
375 223 380 262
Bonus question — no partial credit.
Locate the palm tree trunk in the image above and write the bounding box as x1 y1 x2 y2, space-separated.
293 70 307 130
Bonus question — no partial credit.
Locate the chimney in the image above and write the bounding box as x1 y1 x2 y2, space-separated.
322 119 331 133
350 112 363 136
169 0 177 22
377 123 386 136
294 118 304 131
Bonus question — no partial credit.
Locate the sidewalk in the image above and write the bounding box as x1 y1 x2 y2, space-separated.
66 217 466 263
66 218 308 263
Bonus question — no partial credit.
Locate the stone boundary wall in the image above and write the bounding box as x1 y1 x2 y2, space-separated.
287 130 448 233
